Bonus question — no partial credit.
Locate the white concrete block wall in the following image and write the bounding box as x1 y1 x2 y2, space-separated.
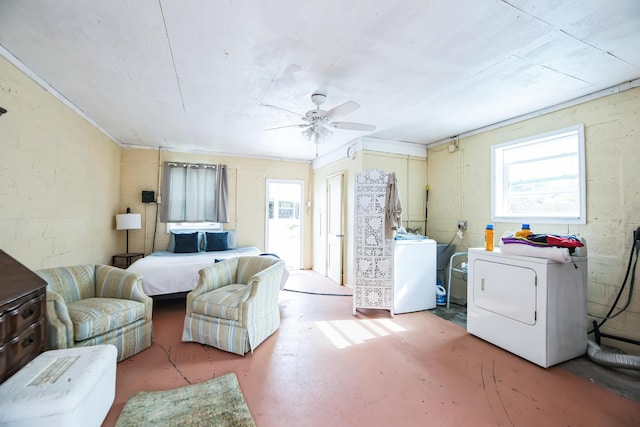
0 56 121 268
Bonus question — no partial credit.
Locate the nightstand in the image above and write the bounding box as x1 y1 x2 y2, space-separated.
112 253 144 269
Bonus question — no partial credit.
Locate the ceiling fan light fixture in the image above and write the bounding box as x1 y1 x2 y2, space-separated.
269 93 376 147
319 126 333 139
302 127 314 140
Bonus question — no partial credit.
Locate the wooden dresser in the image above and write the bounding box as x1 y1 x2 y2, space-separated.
0 250 47 384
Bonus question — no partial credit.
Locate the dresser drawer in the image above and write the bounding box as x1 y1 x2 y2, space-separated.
0 340 6 382
3 319 45 380
0 312 5 346
1 290 45 340
0 320 45 383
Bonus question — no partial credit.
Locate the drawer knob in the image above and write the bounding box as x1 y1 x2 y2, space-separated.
21 307 36 319
22 334 36 348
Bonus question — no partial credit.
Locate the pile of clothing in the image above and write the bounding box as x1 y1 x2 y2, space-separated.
501 233 585 263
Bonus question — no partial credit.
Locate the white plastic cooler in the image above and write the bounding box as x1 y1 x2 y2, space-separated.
0 344 117 426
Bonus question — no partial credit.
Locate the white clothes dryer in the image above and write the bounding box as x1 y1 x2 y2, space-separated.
467 247 588 368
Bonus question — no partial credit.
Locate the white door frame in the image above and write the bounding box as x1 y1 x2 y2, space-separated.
326 173 344 284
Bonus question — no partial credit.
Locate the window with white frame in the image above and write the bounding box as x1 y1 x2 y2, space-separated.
491 124 586 224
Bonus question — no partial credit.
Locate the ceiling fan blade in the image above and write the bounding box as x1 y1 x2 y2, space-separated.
263 104 303 117
325 101 360 118
265 124 308 131
329 121 376 131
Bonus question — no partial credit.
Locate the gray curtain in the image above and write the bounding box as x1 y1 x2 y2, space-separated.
215 165 229 223
159 162 229 223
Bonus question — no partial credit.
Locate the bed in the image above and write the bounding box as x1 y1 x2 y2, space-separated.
128 247 263 296
126 230 263 296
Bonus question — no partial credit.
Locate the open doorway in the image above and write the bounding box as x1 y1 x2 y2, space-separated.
266 179 303 269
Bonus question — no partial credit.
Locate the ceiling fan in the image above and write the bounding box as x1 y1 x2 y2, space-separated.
265 93 376 145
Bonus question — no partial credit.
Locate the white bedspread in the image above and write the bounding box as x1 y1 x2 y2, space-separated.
128 247 263 296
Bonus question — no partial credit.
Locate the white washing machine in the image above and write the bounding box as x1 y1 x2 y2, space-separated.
467 247 587 368
393 239 437 313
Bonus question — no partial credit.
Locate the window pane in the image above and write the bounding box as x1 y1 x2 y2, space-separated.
492 125 585 224
278 201 294 219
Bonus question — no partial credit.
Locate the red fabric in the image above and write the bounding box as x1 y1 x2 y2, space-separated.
546 235 583 248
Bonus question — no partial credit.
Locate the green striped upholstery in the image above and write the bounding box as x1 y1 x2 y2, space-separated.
38 264 97 302
67 297 146 341
37 264 153 362
192 284 246 320
182 256 286 355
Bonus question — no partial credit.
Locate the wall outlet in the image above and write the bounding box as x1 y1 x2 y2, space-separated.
458 220 467 231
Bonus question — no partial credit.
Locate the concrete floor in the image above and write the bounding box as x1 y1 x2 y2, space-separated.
104 271 640 426
432 303 640 403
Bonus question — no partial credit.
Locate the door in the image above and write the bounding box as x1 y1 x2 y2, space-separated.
473 259 537 325
266 179 303 269
327 174 344 284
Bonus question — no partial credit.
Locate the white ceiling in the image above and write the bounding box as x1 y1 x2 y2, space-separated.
1 0 639 161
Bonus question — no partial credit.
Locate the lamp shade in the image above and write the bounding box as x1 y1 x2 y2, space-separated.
116 213 142 230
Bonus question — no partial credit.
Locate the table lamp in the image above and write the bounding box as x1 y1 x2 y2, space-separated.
116 208 141 253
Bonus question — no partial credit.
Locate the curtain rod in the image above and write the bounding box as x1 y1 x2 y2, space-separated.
166 162 226 169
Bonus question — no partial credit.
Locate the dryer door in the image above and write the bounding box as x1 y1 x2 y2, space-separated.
472 259 537 325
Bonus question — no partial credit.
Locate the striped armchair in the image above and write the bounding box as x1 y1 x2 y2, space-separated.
182 256 286 355
36 264 153 362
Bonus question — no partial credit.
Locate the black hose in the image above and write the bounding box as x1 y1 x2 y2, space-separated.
442 232 457 252
283 288 352 297
588 235 639 333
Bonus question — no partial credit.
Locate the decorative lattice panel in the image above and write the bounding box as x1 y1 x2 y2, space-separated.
353 169 394 316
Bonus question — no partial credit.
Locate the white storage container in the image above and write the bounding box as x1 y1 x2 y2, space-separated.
0 344 117 427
